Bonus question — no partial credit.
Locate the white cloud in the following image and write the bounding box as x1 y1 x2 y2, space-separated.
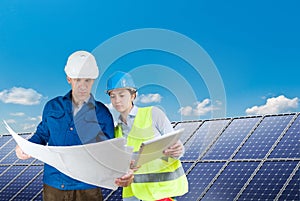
5 119 16 124
179 98 218 116
246 95 299 115
193 99 214 116
10 112 25 116
137 93 162 104
27 117 39 121
22 123 36 131
179 106 193 116
0 87 42 105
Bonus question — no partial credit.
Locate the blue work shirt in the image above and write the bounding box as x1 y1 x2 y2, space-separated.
29 90 114 190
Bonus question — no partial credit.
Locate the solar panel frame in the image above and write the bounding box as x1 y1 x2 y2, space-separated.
234 115 294 160
202 117 260 160
177 162 225 201
33 191 43 201
200 161 260 201
269 115 300 159
181 119 231 161
12 168 43 201
181 162 194 173
0 134 32 163
276 162 300 201
0 165 27 190
173 121 202 144
0 165 43 201
0 165 8 175
0 135 13 148
104 187 122 201
235 161 298 201
1 150 37 165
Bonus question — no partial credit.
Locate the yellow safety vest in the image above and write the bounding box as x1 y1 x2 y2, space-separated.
115 107 188 200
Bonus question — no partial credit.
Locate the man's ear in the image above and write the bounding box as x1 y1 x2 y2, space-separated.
67 76 71 84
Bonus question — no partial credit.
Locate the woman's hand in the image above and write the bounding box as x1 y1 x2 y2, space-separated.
163 140 184 158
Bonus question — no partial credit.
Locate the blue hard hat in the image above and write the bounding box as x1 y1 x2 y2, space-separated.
106 71 137 93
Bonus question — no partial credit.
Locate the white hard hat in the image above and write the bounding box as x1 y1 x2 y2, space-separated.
64 50 99 79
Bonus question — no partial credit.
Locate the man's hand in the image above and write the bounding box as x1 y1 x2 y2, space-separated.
15 145 31 160
163 140 184 158
115 169 134 187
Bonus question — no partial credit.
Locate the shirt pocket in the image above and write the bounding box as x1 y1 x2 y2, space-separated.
76 114 107 143
45 111 68 145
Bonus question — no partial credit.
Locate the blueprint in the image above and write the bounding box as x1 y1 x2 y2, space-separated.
4 121 133 190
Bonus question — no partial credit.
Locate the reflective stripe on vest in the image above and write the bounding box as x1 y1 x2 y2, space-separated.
134 166 185 183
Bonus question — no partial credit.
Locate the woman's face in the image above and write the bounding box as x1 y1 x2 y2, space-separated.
109 88 135 114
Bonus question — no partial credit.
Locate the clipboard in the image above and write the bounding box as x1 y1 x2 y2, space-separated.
133 128 185 167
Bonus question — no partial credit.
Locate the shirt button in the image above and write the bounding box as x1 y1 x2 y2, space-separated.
70 127 73 131
61 184 64 188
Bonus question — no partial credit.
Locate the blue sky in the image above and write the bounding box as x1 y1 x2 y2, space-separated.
0 0 299 134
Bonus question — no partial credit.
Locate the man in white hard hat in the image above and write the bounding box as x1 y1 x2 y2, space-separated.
15 51 134 201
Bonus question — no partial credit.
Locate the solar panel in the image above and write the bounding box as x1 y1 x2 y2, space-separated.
104 187 123 201
0 139 17 161
0 113 299 201
0 134 35 165
173 121 202 144
0 135 12 148
177 162 225 201
33 192 43 201
0 165 27 189
269 115 300 159
0 165 42 200
277 165 300 200
200 162 259 200
181 162 194 173
237 161 298 201
203 117 260 160
0 166 8 175
1 150 36 165
12 169 43 201
234 115 294 159
181 119 230 161
100 187 113 200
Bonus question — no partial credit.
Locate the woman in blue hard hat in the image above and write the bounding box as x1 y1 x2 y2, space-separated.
106 71 188 201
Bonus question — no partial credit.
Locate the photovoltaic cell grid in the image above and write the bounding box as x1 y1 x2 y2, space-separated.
176 162 225 200
201 161 260 201
237 161 298 201
180 119 230 161
279 167 299 200
0 133 39 166
0 165 43 201
0 113 299 201
234 115 294 160
173 121 202 144
269 115 300 159
202 117 260 160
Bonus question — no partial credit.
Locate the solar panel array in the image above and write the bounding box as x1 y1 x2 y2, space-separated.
0 113 299 201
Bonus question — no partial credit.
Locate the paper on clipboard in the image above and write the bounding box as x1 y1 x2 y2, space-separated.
134 128 184 167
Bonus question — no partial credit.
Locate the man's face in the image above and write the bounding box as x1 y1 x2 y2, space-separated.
67 77 94 104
